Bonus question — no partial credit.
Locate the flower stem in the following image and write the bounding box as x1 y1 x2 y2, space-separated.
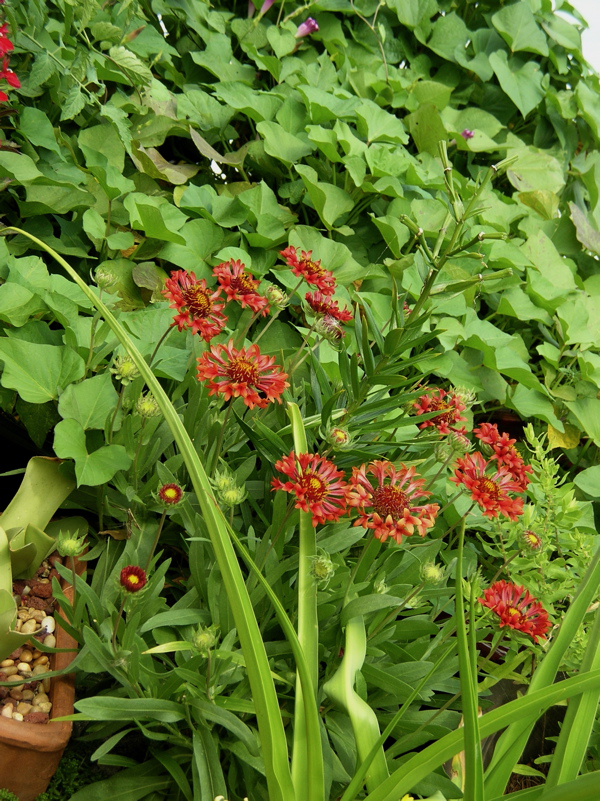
132 418 148 489
254 278 303 345
145 510 167 572
210 402 233 475
149 325 174 367
107 386 124 445
111 595 127 653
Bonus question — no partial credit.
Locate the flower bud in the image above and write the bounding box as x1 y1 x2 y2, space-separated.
135 392 161 418
94 267 118 289
220 486 247 508
374 579 389 594
265 284 288 310
434 430 472 462
110 356 140 386
156 482 184 507
421 562 444 585
454 387 476 408
522 530 542 551
193 624 218 656
315 314 344 345
212 469 238 494
326 425 352 451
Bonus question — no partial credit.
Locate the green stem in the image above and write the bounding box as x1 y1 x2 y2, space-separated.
456 518 484 801
111 595 127 653
132 418 148 489
210 402 233 475
145 510 167 572
254 278 303 345
107 386 124 445
149 325 174 367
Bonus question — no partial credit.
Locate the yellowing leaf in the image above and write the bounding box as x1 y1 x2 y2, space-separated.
547 423 580 450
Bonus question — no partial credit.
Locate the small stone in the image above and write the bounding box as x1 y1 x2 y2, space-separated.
16 702 32 715
11 712 23 722
19 649 33 663
32 650 41 659
8 647 23 661
38 701 52 713
0 659 14 668
32 656 48 667
0 688 8 701
42 678 51 692
17 609 33 621
2 666 18 677
9 689 23 701
31 582 52 599
17 663 31 673
7 678 24 690
41 616 55 634
33 693 49 705
22 690 34 701
21 596 47 611
1 704 14 718
32 665 47 676
21 619 38 635
48 555 63 567
43 634 56 649
31 610 46 623
24 711 49 724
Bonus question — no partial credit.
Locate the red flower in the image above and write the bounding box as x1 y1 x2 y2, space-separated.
473 422 532 489
346 461 439 544
305 291 352 322
120 565 148 593
271 451 348 526
158 483 184 505
413 388 467 436
0 25 13 57
280 246 336 295
450 452 524 520
0 57 18 88
479 580 550 643
522 530 543 551
197 340 288 409
162 270 227 341
213 259 269 316
0 89 7 102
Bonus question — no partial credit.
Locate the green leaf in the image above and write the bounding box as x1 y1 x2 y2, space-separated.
0 152 44 184
573 466 600 498
576 82 600 139
257 121 313 165
107 46 153 85
75 696 185 722
569 202 600 256
565 398 600 446
123 194 187 244
355 101 408 145
0 339 84 403
405 104 447 156
53 418 131 486
28 51 56 88
18 108 62 155
60 85 87 121
67 767 170 801
0 283 46 327
489 52 545 118
492 4 549 56
58 373 119 430
131 143 199 185
507 149 565 194
295 164 354 229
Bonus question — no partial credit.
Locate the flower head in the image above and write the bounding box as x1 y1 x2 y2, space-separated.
162 270 227 341
421 562 444 585
310 552 335 583
461 129 475 140
279 246 336 295
451 451 524 520
110 356 140 385
157 483 184 506
94 266 118 289
346 461 439 545
120 565 148 593
413 388 467 436
57 530 86 558
326 425 352 451
479 580 550 643
265 283 288 310
314 314 344 345
193 624 218 655
0 25 14 57
213 259 269 317
305 291 352 322
272 451 348 526
522 529 543 551
296 17 319 37
473 422 532 489
197 340 288 409
135 392 161 418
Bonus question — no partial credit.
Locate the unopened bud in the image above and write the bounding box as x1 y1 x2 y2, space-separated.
421 562 444 585
135 392 161 418
326 426 352 451
265 284 288 310
94 267 118 289
110 356 140 385
315 314 344 345
522 530 542 551
193 624 218 656
56 530 86 558
310 552 335 583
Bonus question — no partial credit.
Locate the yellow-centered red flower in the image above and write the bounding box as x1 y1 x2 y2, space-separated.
271 451 348 526
162 270 227 341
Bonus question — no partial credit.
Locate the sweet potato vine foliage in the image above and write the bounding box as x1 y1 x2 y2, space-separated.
0 0 599 800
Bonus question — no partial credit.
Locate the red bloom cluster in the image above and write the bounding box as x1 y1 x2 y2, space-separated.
280 246 336 295
162 270 227 341
479 580 550 643
413 388 467 436
305 291 352 322
473 422 532 489
346 460 439 544
451 452 524 520
272 451 348 526
197 340 289 409
213 259 269 317
0 23 18 102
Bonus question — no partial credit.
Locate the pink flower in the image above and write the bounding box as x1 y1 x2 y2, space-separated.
461 129 475 140
296 18 319 38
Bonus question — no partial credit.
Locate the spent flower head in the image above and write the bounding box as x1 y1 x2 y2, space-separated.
110 356 140 386
56 530 86 558
136 392 161 418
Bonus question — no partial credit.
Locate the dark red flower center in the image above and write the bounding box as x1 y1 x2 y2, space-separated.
428 397 455 425
300 256 324 277
183 285 212 318
475 477 499 499
300 471 327 501
231 272 256 293
227 356 260 385
373 485 408 519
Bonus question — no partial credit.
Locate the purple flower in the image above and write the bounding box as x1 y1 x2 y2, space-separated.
248 0 256 18
259 0 275 13
461 129 475 140
295 17 319 38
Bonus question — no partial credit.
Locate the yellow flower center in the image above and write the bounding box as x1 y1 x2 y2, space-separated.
227 356 260 384
476 477 499 500
300 471 327 502
183 285 212 317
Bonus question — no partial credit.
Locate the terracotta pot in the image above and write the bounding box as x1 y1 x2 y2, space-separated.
0 563 83 800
